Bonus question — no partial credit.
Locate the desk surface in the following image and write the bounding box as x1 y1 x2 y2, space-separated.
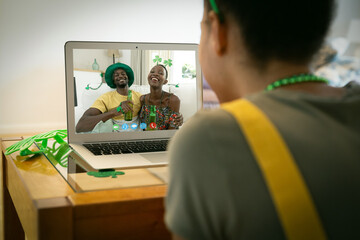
4 136 169 193
1 137 171 240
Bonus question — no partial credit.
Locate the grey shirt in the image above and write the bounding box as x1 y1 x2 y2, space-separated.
165 82 360 240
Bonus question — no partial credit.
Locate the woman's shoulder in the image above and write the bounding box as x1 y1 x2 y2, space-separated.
140 94 146 100
166 92 180 107
160 91 178 99
168 92 180 100
169 108 248 165
178 108 240 138
139 93 149 104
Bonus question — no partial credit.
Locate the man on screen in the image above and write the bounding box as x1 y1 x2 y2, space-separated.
76 63 141 133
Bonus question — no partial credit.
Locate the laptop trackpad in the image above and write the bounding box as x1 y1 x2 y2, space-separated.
140 152 169 164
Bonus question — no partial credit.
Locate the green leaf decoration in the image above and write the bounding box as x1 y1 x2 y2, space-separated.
5 130 67 155
35 129 67 141
153 55 162 65
168 83 180 88
87 169 125 178
163 59 173 67
85 82 103 91
5 136 36 155
5 129 69 167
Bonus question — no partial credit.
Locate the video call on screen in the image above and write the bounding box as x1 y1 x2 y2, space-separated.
73 48 198 134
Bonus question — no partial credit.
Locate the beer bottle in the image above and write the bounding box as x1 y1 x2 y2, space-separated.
124 90 133 121
147 105 157 130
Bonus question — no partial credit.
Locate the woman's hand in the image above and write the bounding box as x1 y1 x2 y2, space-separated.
171 113 183 127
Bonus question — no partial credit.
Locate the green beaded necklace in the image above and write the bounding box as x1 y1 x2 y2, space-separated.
265 74 329 91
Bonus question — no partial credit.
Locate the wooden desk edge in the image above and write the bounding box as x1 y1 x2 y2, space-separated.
1 138 170 239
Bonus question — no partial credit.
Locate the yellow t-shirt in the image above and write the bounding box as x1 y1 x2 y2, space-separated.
91 90 142 121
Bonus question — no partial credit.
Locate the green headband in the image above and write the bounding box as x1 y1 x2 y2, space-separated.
209 0 220 14
208 0 223 22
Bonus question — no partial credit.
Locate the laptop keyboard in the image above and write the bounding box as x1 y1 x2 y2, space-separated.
83 140 169 156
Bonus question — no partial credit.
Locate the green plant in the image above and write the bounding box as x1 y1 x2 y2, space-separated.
182 64 196 78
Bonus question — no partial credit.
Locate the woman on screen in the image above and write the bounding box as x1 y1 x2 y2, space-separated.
139 64 183 130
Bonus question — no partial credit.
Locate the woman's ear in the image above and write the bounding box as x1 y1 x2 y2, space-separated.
164 79 168 85
208 11 228 56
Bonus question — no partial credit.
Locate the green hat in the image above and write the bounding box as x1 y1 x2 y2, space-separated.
105 63 134 88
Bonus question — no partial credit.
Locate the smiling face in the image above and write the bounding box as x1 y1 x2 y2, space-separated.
148 65 168 88
113 68 129 88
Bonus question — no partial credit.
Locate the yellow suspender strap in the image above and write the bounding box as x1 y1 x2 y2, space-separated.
222 99 327 240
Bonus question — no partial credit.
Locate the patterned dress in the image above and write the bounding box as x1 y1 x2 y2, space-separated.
139 93 179 130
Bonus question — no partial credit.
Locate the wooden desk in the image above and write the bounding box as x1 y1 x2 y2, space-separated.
1 138 171 240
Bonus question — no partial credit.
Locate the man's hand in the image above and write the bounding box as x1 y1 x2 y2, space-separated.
120 100 134 113
109 100 134 117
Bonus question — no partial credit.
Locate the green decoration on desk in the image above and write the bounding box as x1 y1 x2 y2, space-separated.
5 130 70 167
87 169 125 178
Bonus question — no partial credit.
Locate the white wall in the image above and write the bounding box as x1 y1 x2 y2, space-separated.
0 0 203 135
1 0 358 135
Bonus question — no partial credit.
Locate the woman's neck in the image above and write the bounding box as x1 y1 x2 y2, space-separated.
216 60 312 103
149 87 163 104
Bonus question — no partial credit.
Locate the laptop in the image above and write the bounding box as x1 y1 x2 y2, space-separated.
64 41 202 170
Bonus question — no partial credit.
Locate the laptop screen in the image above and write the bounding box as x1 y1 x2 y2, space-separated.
65 42 202 143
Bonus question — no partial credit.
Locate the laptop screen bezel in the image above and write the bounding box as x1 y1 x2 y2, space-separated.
64 41 203 143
